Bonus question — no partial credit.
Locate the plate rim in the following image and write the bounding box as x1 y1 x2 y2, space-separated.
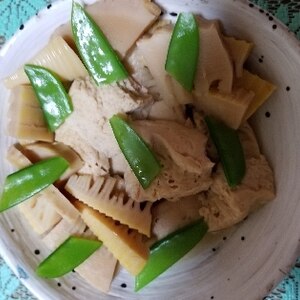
0 0 299 299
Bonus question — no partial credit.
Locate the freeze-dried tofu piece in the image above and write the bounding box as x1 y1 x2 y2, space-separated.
55 76 152 176
125 120 213 202
199 156 275 232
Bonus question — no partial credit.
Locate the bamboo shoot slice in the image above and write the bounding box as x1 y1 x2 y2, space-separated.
19 197 62 235
54 0 161 58
43 217 86 250
136 26 186 122
4 36 87 88
75 245 117 293
42 211 117 292
194 17 233 96
23 142 84 181
7 145 62 235
195 88 254 129
236 69 277 121
7 145 79 223
152 196 203 241
75 201 148 276
65 174 152 236
223 36 254 78
7 86 53 142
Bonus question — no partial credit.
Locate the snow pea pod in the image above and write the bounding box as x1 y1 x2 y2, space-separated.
165 12 199 91
71 2 128 85
205 116 246 187
0 157 69 212
135 219 208 291
36 236 102 278
24 64 73 132
109 115 161 189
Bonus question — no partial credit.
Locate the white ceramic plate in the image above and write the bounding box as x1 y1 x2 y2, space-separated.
0 0 300 299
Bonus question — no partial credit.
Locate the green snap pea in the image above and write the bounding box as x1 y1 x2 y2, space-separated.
71 2 128 85
0 157 69 212
24 64 73 132
36 236 102 278
205 116 246 187
135 219 208 291
109 115 161 189
165 12 199 91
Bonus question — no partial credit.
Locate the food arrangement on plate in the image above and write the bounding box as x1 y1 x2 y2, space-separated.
0 0 277 294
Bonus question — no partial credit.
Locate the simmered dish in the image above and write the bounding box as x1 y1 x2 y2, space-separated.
2 0 276 293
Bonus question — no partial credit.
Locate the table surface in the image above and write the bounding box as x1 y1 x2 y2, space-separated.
0 0 299 299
